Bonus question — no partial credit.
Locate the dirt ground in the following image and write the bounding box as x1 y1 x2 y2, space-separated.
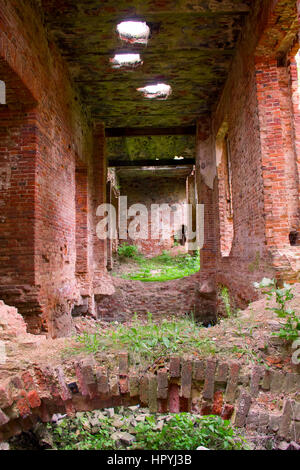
1 283 299 384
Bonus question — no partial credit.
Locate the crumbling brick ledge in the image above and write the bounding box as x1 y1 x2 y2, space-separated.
0 354 299 443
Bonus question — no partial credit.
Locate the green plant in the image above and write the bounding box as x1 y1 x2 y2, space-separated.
134 414 248 450
220 286 232 318
75 331 101 354
48 415 116 450
117 243 139 259
121 250 200 282
69 315 215 363
254 278 300 342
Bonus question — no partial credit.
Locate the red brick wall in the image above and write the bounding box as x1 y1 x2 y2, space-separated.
198 0 300 308
0 108 37 292
216 138 234 257
75 167 89 278
0 2 108 336
119 175 188 256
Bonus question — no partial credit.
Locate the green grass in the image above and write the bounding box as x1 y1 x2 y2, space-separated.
118 250 200 282
67 314 216 363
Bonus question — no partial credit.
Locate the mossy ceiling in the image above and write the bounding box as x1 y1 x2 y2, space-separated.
107 135 195 162
40 0 252 128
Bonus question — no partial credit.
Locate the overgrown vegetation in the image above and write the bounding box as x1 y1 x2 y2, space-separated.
48 414 115 450
220 286 233 318
117 242 139 259
69 313 216 361
254 278 300 342
116 249 200 282
134 414 248 450
46 412 248 451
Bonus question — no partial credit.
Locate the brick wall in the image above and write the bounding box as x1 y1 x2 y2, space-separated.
119 175 188 257
198 0 300 308
0 2 108 336
0 352 299 443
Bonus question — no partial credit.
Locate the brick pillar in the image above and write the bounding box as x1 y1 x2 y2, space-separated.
186 170 197 254
75 166 89 279
195 120 217 274
92 123 107 281
0 107 42 331
255 59 300 252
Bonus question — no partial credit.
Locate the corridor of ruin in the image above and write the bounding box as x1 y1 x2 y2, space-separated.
0 0 300 452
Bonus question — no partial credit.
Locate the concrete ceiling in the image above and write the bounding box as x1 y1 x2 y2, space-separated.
117 166 193 179
40 0 252 129
107 134 195 163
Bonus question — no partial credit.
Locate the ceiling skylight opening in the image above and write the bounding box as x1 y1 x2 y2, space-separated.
117 21 150 44
137 83 172 100
110 53 142 69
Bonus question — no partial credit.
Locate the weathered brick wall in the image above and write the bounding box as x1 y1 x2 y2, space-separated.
198 0 300 308
0 2 108 336
0 352 299 443
96 272 216 326
119 175 188 256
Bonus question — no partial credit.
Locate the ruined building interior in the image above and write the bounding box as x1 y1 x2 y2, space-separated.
0 0 300 451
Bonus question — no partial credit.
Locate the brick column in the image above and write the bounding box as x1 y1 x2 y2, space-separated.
195 120 217 274
92 123 107 280
75 166 89 279
255 59 300 252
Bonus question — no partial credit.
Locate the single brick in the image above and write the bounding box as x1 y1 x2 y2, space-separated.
250 365 264 397
279 400 293 440
291 421 300 443
148 375 158 413
109 376 120 397
258 412 269 433
157 369 168 400
75 358 97 399
261 369 271 391
270 371 284 394
193 359 206 381
129 375 139 398
268 413 282 433
169 356 181 378
294 402 300 421
203 358 217 400
225 362 240 404
234 389 252 428
181 359 192 399
139 376 149 405
284 373 299 394
246 409 260 431
215 362 229 384
119 352 128 376
169 384 180 413
96 366 109 396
